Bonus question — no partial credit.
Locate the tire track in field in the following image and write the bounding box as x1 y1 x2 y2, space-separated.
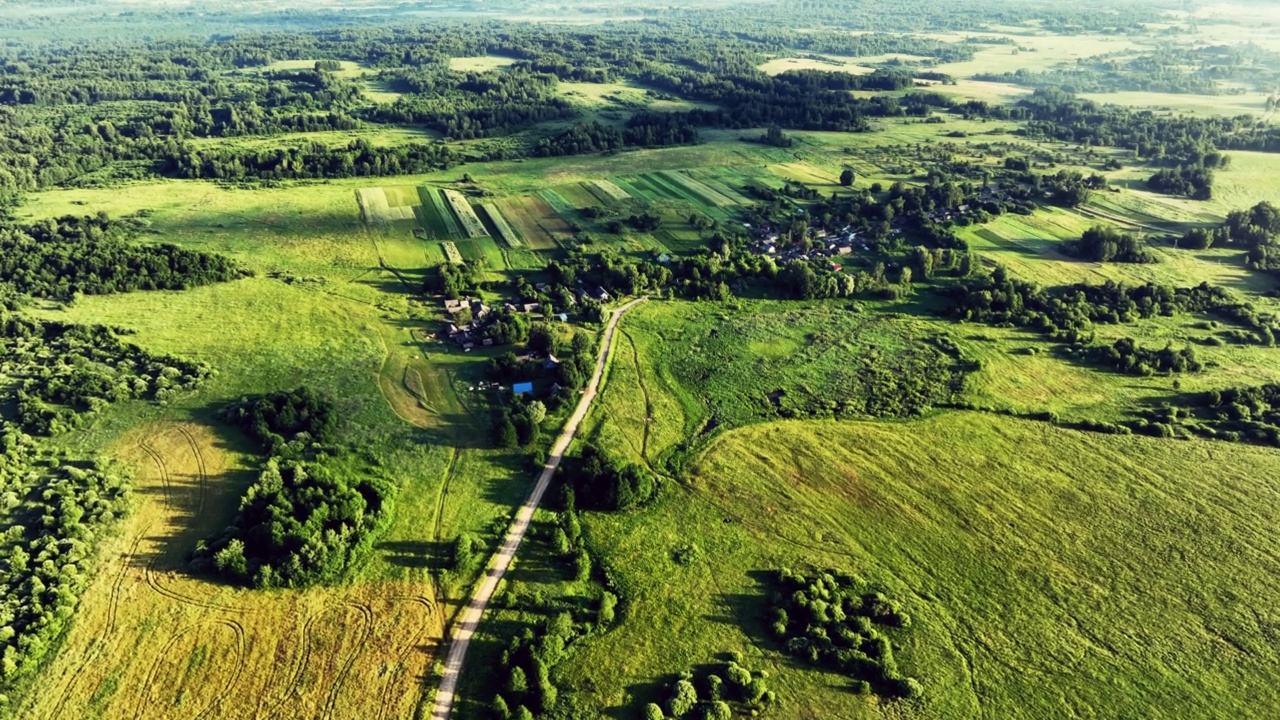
47 637 108 720
620 330 654 466
375 597 437 720
319 602 375 720
139 435 249 613
132 619 246 720
260 611 324 718
176 425 209 517
193 619 248 720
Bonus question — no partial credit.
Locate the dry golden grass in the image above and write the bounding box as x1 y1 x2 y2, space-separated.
23 423 442 720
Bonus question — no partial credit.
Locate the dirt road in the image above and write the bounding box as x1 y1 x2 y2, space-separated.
429 296 647 720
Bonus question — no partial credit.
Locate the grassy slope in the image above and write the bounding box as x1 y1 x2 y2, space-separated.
560 413 1280 719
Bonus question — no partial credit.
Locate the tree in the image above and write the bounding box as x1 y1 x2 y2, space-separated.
840 168 855 186
507 666 529 695
527 401 547 425
598 591 618 625
528 324 557 355
666 679 698 718
644 703 665 720
491 694 511 720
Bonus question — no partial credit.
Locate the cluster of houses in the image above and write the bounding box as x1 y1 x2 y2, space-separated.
442 297 494 350
746 221 889 266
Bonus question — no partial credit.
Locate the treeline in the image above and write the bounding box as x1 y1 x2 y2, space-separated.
164 138 456 182
1179 202 1280 276
943 269 1279 374
191 388 390 589
0 213 249 300
5 313 211 435
768 569 921 699
0 315 211 699
488 508 621 720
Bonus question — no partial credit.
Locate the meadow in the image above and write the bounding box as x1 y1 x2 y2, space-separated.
557 412 1280 719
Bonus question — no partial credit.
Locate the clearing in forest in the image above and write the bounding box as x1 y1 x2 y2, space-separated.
23 423 442 720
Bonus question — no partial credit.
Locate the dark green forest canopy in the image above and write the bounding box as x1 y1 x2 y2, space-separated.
0 213 249 300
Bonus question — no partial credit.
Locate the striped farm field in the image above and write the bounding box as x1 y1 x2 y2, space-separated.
556 183 602 209
454 236 507 270
537 189 576 214
442 189 490 237
416 186 463 238
623 173 685 202
479 203 524 248
442 241 464 264
658 171 737 206
590 179 630 202
499 195 569 250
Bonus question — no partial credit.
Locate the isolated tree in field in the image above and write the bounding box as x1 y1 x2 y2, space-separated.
840 168 855 186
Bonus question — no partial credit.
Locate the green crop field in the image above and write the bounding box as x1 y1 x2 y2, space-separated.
479 202 524 247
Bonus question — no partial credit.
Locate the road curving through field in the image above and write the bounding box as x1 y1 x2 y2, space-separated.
429 296 647 720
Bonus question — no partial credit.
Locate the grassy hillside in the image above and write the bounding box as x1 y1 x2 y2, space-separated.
560 413 1280 719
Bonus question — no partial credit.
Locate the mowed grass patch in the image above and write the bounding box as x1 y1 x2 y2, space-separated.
757 55 873 76
559 412 1280 719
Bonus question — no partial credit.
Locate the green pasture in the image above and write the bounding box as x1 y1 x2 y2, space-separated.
558 412 1280 719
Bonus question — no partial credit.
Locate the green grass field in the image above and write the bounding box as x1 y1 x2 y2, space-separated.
557 412 1280 719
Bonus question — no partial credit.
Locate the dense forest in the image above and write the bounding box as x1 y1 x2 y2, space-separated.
0 213 248 299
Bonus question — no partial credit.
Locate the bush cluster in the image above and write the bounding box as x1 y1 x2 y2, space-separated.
644 655 776 719
0 213 248 300
2 312 211 435
767 569 921 699
567 443 657 512
192 388 389 588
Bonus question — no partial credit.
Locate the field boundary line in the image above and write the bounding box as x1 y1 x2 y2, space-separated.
428 296 648 720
